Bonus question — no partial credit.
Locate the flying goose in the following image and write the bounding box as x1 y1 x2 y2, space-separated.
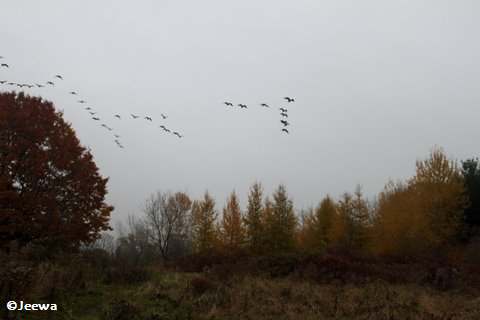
284 97 295 103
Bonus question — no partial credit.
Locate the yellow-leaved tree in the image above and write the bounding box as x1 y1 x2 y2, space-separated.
371 147 468 257
191 192 218 254
220 191 245 253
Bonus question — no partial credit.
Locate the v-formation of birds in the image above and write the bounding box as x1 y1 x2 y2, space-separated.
1 56 295 150
223 97 295 134
0 57 188 149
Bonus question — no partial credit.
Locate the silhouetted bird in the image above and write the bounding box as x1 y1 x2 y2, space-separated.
78 100 86 104
282 128 289 134
1 63 8 68
161 113 167 119
280 112 288 117
69 91 77 95
280 120 290 126
261 103 270 108
92 117 100 121
89 112 96 115
131 114 139 119
238 104 248 109
159 125 166 130
46 81 54 86
279 107 288 113
85 107 92 110
284 97 295 103
164 128 171 133
114 134 120 138
145 116 152 121
224 102 234 107
173 131 183 138
114 114 121 119
0 81 5 84
35 83 44 88
55 75 63 80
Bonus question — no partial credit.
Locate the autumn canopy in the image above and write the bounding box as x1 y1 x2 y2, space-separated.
0 92 113 251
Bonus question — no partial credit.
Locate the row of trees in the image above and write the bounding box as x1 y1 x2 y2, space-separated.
114 147 479 261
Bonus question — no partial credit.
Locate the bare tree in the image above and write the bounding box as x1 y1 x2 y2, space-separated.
144 191 192 260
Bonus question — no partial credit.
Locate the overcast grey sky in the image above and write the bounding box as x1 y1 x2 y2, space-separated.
1 1 479 227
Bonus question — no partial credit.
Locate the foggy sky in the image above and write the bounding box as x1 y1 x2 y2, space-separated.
1 1 479 228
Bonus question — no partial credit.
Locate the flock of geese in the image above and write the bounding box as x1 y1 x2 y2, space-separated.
223 97 295 134
0 56 187 149
1 56 296 150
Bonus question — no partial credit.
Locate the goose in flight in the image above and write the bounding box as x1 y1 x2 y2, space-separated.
280 112 288 118
114 114 121 119
224 102 234 107
85 107 92 110
161 113 167 119
280 120 290 126
1 63 8 68
78 100 86 104
145 116 153 121
0 80 5 84
238 104 248 109
282 128 289 134
55 75 63 80
46 81 54 86
69 91 77 95
173 131 183 138
35 83 44 88
89 112 96 115
284 97 295 103
159 125 167 130
261 103 270 108
131 114 139 119
279 107 288 113
164 128 171 133
114 134 120 138
92 117 100 121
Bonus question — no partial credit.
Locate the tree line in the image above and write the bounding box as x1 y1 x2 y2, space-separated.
110 147 480 262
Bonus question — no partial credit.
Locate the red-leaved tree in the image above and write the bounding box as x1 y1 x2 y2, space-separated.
0 92 113 251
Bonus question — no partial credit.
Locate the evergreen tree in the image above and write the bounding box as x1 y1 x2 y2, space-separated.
462 158 480 238
243 182 265 254
265 185 297 254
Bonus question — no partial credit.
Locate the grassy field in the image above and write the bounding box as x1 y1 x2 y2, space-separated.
15 268 480 320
